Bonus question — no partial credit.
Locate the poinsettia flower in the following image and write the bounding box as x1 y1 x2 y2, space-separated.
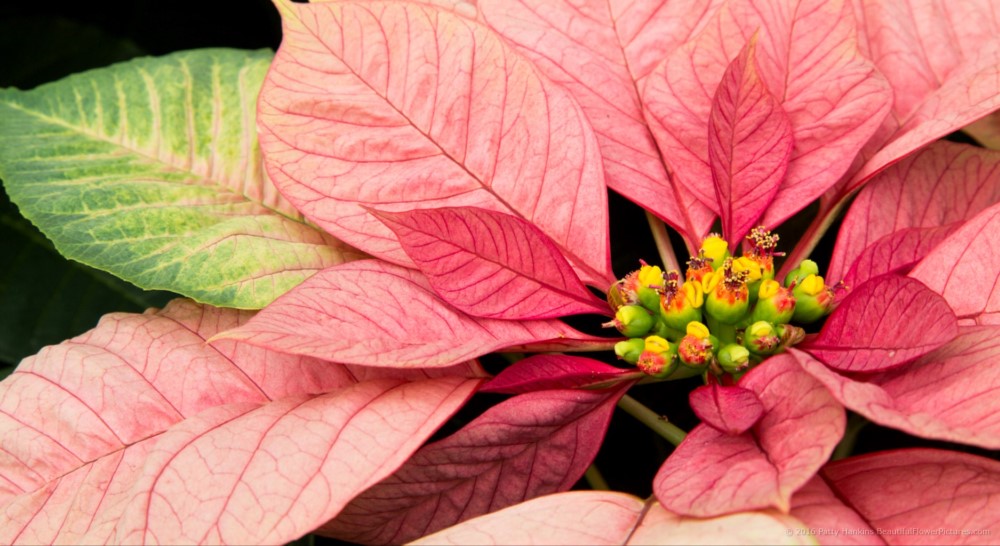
222 0 1000 532
4 0 1000 541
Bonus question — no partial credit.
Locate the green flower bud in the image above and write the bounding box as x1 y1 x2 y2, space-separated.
751 279 796 324
636 336 678 378
660 272 704 331
718 343 751 374
703 260 750 325
791 274 835 323
784 259 820 288
606 305 654 337
614 338 646 365
743 320 781 355
637 286 662 314
733 256 763 305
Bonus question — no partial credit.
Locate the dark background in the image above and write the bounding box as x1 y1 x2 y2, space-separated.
0 1 996 542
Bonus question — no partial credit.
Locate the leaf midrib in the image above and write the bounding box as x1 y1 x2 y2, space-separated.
0 92 306 228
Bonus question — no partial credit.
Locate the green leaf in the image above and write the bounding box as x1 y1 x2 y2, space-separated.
0 48 362 309
0 187 173 365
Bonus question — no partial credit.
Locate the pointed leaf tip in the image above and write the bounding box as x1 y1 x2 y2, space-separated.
655 355 844 517
477 0 718 246
324 386 630 544
260 0 612 285
479 354 638 394
689 383 764 435
643 0 890 230
371 207 609 320
708 37 793 245
219 260 607 368
793 327 1000 449
801 274 958 372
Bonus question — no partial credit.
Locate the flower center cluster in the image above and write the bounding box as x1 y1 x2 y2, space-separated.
606 227 835 380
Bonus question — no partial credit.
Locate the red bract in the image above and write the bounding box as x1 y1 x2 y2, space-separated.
707 37 794 246
643 0 891 235
371 206 610 320
799 274 958 372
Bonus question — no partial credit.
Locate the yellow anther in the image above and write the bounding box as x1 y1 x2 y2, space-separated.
637 264 664 288
701 270 721 294
700 235 729 266
758 279 781 300
733 256 762 283
682 281 704 308
799 274 826 296
644 335 671 354
686 321 710 339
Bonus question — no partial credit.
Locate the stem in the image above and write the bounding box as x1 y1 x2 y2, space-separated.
584 464 610 490
777 198 848 281
705 315 736 345
646 212 681 271
501 352 525 364
832 413 868 461
617 394 687 446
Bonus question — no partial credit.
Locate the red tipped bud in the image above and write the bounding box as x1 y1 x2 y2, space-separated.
685 254 715 284
791 274 835 323
751 279 796 324
743 320 781 355
660 271 704 331
678 321 714 368
636 335 677 378
704 259 750 325
717 343 751 374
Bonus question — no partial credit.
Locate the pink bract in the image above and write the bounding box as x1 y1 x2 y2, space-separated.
216 260 610 368
372 206 609 320
0 301 480 544
322 384 631 543
258 0 613 286
655 355 844 517
5 0 1000 542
